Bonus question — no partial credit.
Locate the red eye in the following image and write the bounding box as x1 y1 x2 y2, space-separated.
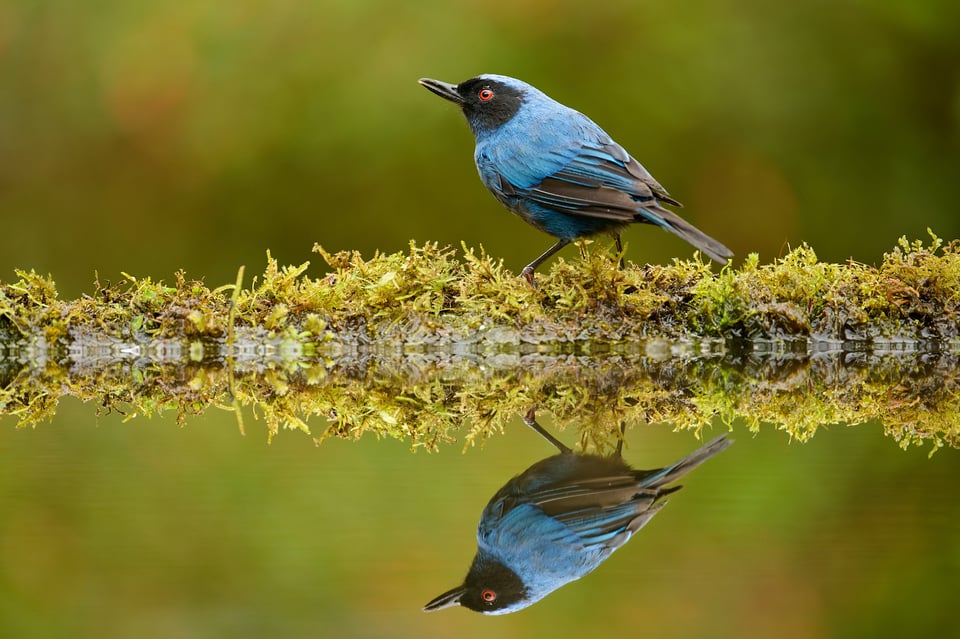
481 589 497 602
478 88 494 102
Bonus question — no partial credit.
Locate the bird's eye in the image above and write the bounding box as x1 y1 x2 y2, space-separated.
481 589 497 603
478 88 494 102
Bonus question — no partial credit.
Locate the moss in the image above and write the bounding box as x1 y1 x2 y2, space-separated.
1 233 960 453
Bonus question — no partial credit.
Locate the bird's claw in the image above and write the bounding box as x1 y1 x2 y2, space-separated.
520 267 537 288
522 407 538 426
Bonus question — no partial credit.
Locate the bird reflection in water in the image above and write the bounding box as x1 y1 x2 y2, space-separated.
424 410 732 615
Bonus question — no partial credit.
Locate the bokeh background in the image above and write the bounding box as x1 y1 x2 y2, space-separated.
2 1 960 638
1 0 958 296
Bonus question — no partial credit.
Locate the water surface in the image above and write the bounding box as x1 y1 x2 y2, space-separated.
1 343 958 638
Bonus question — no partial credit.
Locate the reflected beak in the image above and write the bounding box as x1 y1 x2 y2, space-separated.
418 78 463 104
423 584 466 612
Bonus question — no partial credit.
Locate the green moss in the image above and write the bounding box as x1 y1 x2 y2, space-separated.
2 233 960 453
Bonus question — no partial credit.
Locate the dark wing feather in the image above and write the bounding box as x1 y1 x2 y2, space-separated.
552 142 681 206
513 463 673 547
519 149 734 263
533 479 676 546
519 140 682 225
527 176 671 223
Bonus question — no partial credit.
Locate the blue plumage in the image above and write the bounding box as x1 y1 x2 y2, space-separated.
419 74 734 285
423 412 733 614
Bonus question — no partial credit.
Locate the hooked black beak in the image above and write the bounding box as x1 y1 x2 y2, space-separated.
423 584 466 612
418 78 463 105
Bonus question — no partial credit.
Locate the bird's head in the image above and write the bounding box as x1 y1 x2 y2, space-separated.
419 74 530 137
423 553 532 615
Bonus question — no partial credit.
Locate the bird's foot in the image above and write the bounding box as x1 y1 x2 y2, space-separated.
521 407 572 454
520 267 537 288
522 406 538 427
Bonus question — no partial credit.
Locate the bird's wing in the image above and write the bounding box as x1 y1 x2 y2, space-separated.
552 500 670 549
481 113 682 224
483 462 666 550
522 140 682 225
551 139 675 202
531 479 665 547
477 110 733 262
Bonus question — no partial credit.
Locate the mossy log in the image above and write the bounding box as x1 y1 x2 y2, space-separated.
1 234 959 452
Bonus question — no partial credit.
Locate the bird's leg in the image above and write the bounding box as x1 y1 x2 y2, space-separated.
522 407 572 454
616 420 626 457
615 233 624 270
520 238 571 287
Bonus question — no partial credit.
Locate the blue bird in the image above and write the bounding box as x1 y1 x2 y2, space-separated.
423 411 733 614
419 74 734 285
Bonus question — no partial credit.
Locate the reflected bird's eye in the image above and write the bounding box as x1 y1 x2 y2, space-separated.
481 589 497 602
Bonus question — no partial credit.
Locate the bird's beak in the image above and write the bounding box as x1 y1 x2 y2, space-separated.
423 585 466 612
418 78 463 105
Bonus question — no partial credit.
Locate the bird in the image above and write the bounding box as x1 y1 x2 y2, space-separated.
423 410 733 614
419 74 734 286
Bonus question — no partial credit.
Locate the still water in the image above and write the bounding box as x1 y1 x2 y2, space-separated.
1 346 958 638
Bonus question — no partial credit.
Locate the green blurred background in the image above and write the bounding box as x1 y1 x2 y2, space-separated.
1 0 958 296
2 0 960 637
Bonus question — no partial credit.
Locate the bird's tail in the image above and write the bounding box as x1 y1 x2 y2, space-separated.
641 435 733 488
642 206 734 265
